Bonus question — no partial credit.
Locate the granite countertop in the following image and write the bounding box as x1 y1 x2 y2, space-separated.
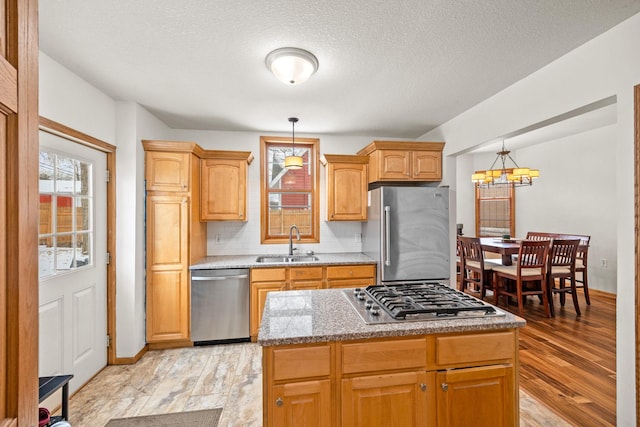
190 252 376 269
257 288 525 346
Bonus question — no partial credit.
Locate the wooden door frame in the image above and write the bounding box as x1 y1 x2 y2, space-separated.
635 84 640 423
39 117 118 365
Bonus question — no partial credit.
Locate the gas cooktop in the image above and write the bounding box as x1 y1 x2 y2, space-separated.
343 282 505 325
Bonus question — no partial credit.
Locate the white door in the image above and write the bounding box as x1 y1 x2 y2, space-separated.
38 130 108 397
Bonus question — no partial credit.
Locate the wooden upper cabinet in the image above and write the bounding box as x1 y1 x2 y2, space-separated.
142 140 202 192
200 151 253 221
322 154 368 221
357 141 445 183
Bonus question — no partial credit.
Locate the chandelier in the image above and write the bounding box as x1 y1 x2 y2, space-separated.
284 117 303 170
471 141 539 187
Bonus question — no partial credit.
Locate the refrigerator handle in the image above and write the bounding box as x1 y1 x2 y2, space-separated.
384 205 391 266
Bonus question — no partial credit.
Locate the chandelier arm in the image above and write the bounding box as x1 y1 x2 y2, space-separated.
487 155 501 171
505 152 521 168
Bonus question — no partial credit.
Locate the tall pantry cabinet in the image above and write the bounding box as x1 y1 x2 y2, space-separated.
142 140 206 347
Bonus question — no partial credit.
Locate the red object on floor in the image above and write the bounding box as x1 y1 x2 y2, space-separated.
39 407 51 427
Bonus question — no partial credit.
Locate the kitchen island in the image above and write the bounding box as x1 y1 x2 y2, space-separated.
258 288 525 427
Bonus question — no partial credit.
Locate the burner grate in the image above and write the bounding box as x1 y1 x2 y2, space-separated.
364 282 498 319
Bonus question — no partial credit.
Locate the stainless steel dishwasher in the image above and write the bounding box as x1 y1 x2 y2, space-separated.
190 268 250 345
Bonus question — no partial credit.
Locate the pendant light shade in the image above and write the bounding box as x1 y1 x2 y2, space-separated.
471 141 540 187
284 117 303 170
266 47 319 85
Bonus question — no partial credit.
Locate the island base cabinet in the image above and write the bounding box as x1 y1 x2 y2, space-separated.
436 365 516 427
272 380 332 427
341 371 434 427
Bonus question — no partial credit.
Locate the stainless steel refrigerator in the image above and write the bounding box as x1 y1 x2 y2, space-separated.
363 186 450 283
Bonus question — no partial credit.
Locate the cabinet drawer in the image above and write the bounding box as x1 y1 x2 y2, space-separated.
251 268 286 282
272 345 332 381
326 264 375 280
342 338 427 375
289 267 323 281
433 331 515 367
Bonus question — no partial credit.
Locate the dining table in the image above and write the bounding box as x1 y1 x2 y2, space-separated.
479 237 523 266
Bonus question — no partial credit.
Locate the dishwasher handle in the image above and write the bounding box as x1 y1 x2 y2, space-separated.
192 274 248 281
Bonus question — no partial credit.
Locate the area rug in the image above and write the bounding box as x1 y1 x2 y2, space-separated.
105 408 222 427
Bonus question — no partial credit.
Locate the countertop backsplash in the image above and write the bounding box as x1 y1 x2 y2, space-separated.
206 220 363 256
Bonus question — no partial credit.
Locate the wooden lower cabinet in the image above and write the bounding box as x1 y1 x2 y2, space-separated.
250 268 286 339
326 265 375 289
273 379 332 427
436 365 514 427
250 264 376 339
342 371 433 427
263 330 518 427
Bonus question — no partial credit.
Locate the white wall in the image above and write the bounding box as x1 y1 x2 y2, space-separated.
420 12 640 424
39 52 116 143
170 129 391 255
114 103 171 357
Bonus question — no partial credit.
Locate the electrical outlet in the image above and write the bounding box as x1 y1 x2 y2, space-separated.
355 233 362 243
600 258 607 268
215 234 223 244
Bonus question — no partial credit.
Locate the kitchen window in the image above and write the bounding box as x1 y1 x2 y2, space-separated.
260 136 320 244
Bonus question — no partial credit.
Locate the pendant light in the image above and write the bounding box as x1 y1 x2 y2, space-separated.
471 141 539 187
284 117 303 170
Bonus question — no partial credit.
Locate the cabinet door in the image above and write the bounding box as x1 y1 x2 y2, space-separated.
146 270 189 342
271 379 331 427
342 371 430 427
326 265 375 289
327 162 368 221
436 365 515 427
250 282 285 339
378 150 411 180
201 158 246 221
412 150 442 181
145 151 190 192
289 267 323 290
146 195 189 342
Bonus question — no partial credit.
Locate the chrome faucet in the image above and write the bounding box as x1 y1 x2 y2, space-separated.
288 224 301 256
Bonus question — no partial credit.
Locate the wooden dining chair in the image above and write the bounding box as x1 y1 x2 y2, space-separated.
493 239 552 317
572 235 591 305
458 236 494 300
547 238 581 316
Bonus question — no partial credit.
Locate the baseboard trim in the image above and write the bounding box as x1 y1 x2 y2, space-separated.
147 339 193 351
111 344 149 365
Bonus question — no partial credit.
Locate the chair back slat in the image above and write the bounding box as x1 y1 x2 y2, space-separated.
525 232 550 241
548 239 580 269
517 240 551 274
458 236 484 264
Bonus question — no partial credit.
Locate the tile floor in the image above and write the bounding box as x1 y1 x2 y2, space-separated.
63 342 570 427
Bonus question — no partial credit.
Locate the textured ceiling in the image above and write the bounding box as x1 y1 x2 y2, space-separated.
39 0 640 138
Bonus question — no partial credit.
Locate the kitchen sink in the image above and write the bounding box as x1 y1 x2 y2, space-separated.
255 255 320 263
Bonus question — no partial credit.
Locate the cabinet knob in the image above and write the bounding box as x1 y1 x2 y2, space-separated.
275 397 283 407
441 383 448 392
239 213 243 218
420 383 427 392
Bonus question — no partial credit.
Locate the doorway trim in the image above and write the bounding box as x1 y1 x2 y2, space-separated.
39 116 118 365
635 83 640 422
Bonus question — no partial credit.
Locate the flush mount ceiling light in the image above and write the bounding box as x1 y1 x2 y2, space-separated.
471 141 540 187
284 117 303 170
265 47 319 85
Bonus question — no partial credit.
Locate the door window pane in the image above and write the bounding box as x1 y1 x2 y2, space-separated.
39 150 94 278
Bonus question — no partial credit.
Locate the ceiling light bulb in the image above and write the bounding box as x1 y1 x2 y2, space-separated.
266 47 319 85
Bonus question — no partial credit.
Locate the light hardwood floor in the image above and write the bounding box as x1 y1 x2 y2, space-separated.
56 287 617 427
